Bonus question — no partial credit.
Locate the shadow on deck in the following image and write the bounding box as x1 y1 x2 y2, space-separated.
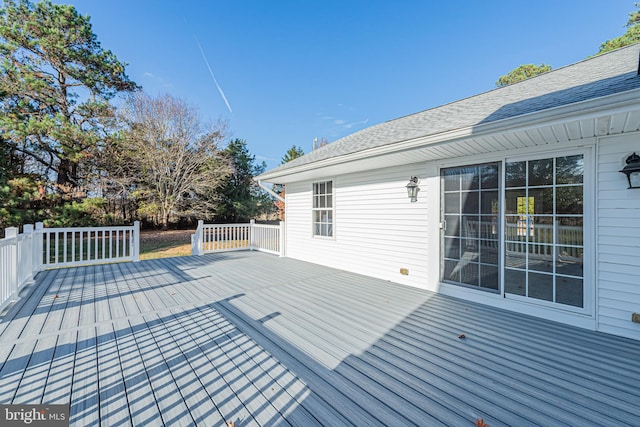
0 251 639 426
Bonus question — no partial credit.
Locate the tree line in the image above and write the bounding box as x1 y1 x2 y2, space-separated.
0 0 274 231
3 1 638 231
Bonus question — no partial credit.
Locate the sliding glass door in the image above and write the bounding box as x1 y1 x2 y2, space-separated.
441 153 586 310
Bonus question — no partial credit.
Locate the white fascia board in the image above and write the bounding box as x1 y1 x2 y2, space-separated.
256 180 285 202
257 88 640 184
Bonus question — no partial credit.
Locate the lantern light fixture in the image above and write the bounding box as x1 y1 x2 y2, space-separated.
619 152 640 189
406 176 420 202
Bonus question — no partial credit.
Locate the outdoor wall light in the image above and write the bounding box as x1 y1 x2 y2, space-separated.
619 152 640 189
406 176 420 202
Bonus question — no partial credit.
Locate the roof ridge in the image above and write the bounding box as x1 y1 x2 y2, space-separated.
384 42 640 126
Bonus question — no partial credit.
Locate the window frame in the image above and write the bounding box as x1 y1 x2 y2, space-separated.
312 180 335 238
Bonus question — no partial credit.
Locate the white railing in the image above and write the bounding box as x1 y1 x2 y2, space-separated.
461 219 582 258
42 222 140 268
192 220 284 257
0 223 43 311
504 221 583 259
0 221 140 311
250 222 282 255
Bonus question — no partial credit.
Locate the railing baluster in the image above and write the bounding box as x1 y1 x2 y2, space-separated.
45 232 50 265
54 231 59 265
87 230 91 261
63 231 67 264
70 232 74 264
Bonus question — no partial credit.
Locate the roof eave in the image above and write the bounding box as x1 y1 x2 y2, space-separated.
256 87 640 183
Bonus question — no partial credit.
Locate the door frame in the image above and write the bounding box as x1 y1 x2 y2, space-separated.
437 144 595 319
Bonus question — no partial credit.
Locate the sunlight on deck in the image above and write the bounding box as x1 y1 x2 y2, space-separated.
1 251 639 426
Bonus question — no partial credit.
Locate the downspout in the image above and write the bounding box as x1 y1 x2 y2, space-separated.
257 180 285 203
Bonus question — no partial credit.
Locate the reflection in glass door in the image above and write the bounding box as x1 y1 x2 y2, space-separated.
441 163 500 291
504 155 584 308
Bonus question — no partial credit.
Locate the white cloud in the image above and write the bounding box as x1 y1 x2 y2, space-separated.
142 71 173 89
314 106 369 140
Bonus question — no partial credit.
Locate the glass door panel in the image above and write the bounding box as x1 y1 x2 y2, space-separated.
441 162 500 291
504 154 584 308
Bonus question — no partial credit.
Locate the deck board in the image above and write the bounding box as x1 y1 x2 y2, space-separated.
179 307 256 425
78 266 96 326
0 340 37 403
12 335 57 404
70 327 99 426
214 299 385 427
170 307 244 426
1 251 640 426
136 312 195 427
95 322 132 426
201 325 322 426
184 317 286 427
114 319 163 426
42 330 77 404
0 269 55 338
234 277 518 425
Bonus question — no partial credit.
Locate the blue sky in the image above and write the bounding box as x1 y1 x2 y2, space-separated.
59 1 634 169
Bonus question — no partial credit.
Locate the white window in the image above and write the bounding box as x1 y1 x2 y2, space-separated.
312 181 333 237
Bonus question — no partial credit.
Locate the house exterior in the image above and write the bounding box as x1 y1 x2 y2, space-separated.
256 43 640 342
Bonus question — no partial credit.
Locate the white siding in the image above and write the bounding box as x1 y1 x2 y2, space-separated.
284 164 437 290
597 132 640 340
280 134 640 341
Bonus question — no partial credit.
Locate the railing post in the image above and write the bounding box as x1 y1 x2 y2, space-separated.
5 227 18 302
279 221 285 257
22 224 34 284
249 219 255 251
34 222 44 271
192 220 204 256
132 221 140 262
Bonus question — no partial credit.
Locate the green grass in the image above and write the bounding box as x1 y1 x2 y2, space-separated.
138 229 194 260
139 242 192 260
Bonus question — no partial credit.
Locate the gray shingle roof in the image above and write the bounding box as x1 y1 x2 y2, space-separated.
261 43 640 178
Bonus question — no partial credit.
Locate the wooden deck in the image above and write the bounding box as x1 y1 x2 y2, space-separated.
0 251 639 426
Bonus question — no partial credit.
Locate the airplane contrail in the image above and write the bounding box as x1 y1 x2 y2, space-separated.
193 34 233 113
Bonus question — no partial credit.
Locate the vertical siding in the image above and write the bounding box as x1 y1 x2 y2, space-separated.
285 164 437 289
597 133 640 340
